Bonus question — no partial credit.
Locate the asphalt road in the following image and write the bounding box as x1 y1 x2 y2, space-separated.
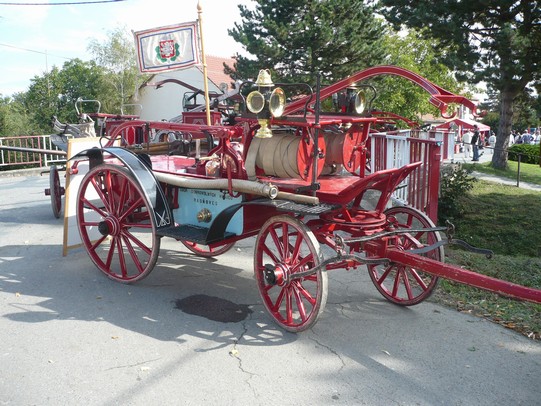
0 173 540 406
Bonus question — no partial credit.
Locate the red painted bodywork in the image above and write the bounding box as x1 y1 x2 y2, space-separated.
83 65 539 309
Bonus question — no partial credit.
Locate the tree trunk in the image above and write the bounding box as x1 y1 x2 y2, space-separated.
492 89 515 169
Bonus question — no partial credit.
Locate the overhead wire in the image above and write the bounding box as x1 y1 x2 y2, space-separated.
0 42 72 60
0 0 125 5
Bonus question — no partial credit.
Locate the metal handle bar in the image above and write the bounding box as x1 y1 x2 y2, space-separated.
403 238 493 258
286 254 391 282
75 98 101 115
121 104 143 116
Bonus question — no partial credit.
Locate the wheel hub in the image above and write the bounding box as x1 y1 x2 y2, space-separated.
98 216 121 237
263 263 289 286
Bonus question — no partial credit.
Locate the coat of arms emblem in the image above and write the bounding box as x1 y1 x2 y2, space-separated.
156 39 180 62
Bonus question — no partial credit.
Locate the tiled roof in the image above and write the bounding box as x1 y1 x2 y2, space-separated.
198 55 236 90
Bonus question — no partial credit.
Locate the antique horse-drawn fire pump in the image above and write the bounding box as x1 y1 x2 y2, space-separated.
69 66 541 332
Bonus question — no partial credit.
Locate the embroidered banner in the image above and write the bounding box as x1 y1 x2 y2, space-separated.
133 21 200 73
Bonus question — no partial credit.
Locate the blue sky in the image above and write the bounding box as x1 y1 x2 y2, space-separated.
0 0 251 96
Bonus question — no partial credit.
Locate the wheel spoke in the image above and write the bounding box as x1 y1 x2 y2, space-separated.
262 243 281 265
290 253 313 273
122 228 153 256
121 234 145 275
81 196 108 218
104 238 115 270
272 286 286 313
105 171 116 215
285 288 294 324
399 232 425 250
377 265 393 285
401 270 415 300
292 284 308 322
290 230 303 264
281 223 291 261
294 280 316 306
269 227 285 259
117 175 130 217
304 274 319 282
118 196 145 223
409 268 429 290
90 235 108 252
123 221 152 229
89 175 111 213
391 271 401 297
115 236 128 278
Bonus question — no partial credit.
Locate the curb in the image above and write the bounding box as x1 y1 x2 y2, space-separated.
0 167 50 178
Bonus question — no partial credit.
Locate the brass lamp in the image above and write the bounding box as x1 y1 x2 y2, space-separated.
246 69 286 138
353 90 366 114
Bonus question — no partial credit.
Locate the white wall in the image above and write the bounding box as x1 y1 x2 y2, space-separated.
137 68 222 121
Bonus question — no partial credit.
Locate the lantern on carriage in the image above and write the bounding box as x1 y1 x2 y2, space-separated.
246 69 286 138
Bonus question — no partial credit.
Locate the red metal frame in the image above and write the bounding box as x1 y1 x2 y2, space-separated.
283 65 482 118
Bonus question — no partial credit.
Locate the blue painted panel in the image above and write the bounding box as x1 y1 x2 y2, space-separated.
174 188 243 235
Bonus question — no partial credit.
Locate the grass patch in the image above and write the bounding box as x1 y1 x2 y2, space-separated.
463 160 541 185
430 179 541 340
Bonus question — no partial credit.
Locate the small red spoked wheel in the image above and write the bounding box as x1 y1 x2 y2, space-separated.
76 164 160 283
368 206 442 306
181 240 235 257
254 215 328 332
49 165 63 219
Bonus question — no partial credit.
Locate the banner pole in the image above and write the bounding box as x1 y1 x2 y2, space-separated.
197 1 212 126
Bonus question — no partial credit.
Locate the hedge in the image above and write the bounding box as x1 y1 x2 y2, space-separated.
508 144 541 165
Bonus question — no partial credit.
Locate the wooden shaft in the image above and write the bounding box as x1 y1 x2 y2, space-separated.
386 249 541 304
197 1 211 126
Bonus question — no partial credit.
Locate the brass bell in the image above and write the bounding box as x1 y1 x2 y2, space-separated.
255 69 274 87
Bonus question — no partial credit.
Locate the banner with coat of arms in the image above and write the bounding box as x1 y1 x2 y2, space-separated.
133 21 200 73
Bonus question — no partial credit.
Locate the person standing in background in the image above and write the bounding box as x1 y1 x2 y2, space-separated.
462 129 472 159
509 132 515 146
471 125 480 161
488 131 496 153
533 130 540 144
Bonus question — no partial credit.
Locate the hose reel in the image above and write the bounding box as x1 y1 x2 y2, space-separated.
246 129 369 180
247 133 325 180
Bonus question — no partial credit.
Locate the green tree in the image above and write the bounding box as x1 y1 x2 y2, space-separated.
24 66 64 133
56 59 108 121
513 88 540 131
379 0 541 169
87 26 146 113
24 59 107 132
371 30 467 124
227 0 387 84
480 111 500 133
0 93 30 136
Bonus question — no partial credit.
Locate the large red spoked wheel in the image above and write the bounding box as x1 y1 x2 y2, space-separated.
76 164 160 283
181 240 235 258
368 206 442 306
254 215 328 332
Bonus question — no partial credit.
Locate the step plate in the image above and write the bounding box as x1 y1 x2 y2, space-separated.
157 224 235 245
253 199 339 215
